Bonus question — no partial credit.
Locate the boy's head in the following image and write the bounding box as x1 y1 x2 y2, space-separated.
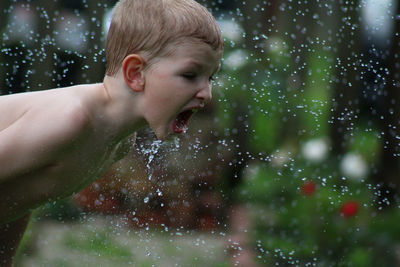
105 0 224 77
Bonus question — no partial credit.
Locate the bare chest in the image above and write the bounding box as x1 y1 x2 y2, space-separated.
53 142 118 193
0 138 121 222
48 133 136 197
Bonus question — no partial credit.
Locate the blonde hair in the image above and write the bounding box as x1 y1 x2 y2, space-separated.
105 0 224 76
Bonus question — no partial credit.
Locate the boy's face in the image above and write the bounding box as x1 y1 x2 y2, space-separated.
141 41 221 140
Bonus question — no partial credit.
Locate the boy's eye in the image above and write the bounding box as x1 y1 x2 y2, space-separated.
182 73 197 80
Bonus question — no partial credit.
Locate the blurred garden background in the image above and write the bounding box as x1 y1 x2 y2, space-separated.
2 0 400 266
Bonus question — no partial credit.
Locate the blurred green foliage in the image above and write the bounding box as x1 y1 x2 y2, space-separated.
214 27 399 266
64 230 132 259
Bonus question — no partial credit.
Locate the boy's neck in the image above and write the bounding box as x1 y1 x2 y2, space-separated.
99 74 146 140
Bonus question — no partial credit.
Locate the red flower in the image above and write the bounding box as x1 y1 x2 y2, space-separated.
301 181 316 196
340 201 359 218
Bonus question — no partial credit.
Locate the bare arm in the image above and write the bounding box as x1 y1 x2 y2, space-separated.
0 107 88 182
0 105 90 223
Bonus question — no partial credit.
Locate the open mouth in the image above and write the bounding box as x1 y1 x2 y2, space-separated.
172 109 196 133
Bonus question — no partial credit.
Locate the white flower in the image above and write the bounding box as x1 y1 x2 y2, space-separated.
55 12 88 52
362 0 394 40
301 138 329 163
243 163 260 180
265 36 284 53
224 49 247 70
271 150 291 167
6 4 37 44
340 152 368 181
218 19 243 42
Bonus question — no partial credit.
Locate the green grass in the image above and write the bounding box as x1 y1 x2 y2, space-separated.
64 230 133 260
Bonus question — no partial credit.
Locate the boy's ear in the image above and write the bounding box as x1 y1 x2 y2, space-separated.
122 54 145 92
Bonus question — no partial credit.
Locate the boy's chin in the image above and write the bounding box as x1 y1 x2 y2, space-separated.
151 123 184 141
152 127 170 141
153 132 165 141
154 130 183 142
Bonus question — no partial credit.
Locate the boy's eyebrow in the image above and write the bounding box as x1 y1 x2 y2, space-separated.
185 61 206 69
186 60 220 74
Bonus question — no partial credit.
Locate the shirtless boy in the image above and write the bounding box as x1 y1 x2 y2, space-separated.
0 0 223 265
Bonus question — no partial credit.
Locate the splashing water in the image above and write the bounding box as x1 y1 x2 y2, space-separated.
142 140 162 181
162 136 181 152
4 0 400 266
136 136 182 205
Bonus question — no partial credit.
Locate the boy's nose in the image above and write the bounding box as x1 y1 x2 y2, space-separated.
196 82 212 105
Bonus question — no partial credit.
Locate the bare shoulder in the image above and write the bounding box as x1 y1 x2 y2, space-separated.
0 86 90 134
46 97 92 140
0 88 94 180
25 91 92 143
